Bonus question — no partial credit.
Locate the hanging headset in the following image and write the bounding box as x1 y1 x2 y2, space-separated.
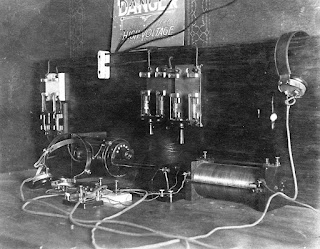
32 133 92 187
274 31 309 98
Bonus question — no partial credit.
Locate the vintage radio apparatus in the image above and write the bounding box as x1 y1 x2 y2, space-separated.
32 31 308 212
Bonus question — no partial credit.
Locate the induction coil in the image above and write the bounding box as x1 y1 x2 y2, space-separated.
189 160 281 211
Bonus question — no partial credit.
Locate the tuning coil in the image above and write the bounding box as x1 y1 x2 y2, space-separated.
102 139 134 177
190 160 277 211
73 137 134 177
38 133 134 179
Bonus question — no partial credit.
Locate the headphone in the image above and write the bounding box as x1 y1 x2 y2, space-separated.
274 31 308 98
32 166 53 188
32 133 92 187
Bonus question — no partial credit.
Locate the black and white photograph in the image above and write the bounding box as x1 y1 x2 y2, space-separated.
0 0 319 248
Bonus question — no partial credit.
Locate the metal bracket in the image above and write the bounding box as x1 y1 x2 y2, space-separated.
98 50 110 79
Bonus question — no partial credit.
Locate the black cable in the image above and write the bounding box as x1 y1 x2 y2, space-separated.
120 0 239 53
114 0 174 53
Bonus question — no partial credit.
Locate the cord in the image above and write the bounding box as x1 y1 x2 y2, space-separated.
163 171 170 190
21 179 318 249
121 0 239 53
91 219 217 249
20 177 34 201
20 181 213 248
262 179 319 213
33 133 92 180
20 190 208 249
90 189 217 248
92 143 104 159
185 95 319 242
173 173 188 194
285 97 298 200
169 170 179 190
110 95 319 248
115 0 174 52
20 94 319 248
22 194 69 219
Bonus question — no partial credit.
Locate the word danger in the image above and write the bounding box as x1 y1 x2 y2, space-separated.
118 0 179 17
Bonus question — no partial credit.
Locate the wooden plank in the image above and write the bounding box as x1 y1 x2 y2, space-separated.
1 170 319 249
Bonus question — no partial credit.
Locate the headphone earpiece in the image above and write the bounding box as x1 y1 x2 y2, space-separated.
274 31 309 98
278 76 307 98
31 165 53 188
32 172 52 188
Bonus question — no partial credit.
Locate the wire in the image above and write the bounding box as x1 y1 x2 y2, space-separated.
285 98 298 200
33 133 90 180
91 190 149 247
47 60 50 74
91 218 217 249
72 170 86 179
190 192 288 241
262 180 319 213
21 179 319 249
67 144 81 162
90 189 217 248
22 194 69 219
169 170 179 190
33 149 49 169
173 173 187 194
121 0 239 53
20 186 212 247
45 188 66 195
92 143 104 159
122 240 180 249
144 194 160 202
115 0 174 52
285 96 297 106
24 198 69 217
20 177 34 201
107 93 319 249
66 187 214 248
20 95 319 248
163 171 170 190
185 240 191 249
184 94 318 242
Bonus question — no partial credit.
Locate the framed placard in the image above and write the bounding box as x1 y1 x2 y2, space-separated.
111 0 185 52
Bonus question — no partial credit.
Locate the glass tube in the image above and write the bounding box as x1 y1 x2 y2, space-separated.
170 93 183 121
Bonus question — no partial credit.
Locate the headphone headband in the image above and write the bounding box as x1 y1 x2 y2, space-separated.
274 31 309 97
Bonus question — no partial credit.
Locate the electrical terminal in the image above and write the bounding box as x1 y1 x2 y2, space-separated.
168 190 173 203
62 187 104 209
182 171 190 176
160 167 170 173
185 67 201 78
155 67 166 78
61 178 110 209
167 68 180 79
51 177 75 191
249 179 265 193
156 189 177 203
139 67 154 78
264 157 281 168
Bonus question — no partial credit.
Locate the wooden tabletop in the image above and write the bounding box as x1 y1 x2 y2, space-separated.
0 170 319 249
